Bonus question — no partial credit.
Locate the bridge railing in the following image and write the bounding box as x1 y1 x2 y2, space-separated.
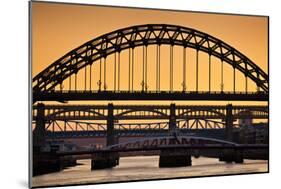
36 90 267 95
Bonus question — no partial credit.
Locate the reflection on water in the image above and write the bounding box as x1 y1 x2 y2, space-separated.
32 156 268 187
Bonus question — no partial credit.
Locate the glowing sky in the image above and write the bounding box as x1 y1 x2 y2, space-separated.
31 1 268 106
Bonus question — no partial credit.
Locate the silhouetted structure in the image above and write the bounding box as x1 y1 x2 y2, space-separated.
32 24 268 102
32 24 269 172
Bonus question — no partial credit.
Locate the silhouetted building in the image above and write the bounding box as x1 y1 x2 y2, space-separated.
238 122 268 144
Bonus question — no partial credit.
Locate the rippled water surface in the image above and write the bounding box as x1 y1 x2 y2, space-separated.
32 156 268 187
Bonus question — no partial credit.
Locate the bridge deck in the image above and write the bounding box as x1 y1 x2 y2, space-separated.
57 144 269 156
33 91 268 102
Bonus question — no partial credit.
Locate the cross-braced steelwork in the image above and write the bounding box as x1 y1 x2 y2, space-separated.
43 119 239 132
32 24 268 102
35 119 241 138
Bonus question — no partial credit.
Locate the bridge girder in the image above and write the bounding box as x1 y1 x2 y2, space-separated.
33 104 268 121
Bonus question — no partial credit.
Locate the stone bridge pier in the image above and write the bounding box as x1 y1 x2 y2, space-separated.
33 103 77 175
219 149 244 163
33 103 46 149
220 104 244 163
159 148 192 167
159 104 192 167
91 103 119 170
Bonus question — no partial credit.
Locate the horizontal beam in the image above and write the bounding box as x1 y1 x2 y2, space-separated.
33 104 268 121
36 114 268 121
45 129 226 138
57 144 269 156
34 104 268 109
33 90 268 102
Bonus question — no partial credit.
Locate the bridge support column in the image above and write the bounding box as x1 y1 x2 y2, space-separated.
91 152 119 170
169 103 177 134
107 103 115 146
159 149 192 167
33 103 46 148
219 149 244 163
225 104 233 141
92 103 119 170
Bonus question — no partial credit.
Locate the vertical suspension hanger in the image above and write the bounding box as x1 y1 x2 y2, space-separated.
69 74 71 91
245 63 248 93
220 58 224 92
158 44 161 92
75 73 77 91
170 45 174 92
104 56 107 90
245 74 248 93
128 48 131 91
219 43 224 93
132 47 134 91
89 63 92 91
208 52 211 93
145 45 148 91
118 51 121 91
233 66 236 94
182 46 187 92
142 45 145 91
196 49 199 92
114 52 116 91
84 64 87 91
231 51 236 93
156 45 159 91
98 57 102 91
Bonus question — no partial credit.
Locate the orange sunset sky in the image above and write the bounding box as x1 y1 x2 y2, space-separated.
31 1 268 106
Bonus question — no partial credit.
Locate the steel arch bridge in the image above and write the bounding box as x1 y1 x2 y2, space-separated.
32 24 268 102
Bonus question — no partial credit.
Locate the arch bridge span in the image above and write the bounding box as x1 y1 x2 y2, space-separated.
32 24 268 102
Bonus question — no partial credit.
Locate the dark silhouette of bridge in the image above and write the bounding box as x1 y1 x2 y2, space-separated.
32 24 268 102
32 24 269 174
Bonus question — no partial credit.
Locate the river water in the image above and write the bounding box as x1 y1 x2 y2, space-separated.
32 156 268 187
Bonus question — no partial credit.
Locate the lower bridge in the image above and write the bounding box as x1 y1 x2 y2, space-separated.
53 136 268 170
45 127 228 139
41 118 243 140
34 133 268 175
32 103 268 175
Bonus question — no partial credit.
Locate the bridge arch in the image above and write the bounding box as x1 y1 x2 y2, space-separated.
33 24 268 94
178 109 225 118
115 109 168 118
45 109 105 120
